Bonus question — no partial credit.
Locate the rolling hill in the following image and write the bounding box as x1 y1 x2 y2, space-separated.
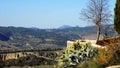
0 24 116 51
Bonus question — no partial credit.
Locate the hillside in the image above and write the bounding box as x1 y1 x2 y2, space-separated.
0 24 116 51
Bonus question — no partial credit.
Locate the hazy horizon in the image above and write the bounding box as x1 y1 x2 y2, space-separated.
0 0 115 29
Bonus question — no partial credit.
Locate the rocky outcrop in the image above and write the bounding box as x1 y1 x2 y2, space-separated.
0 51 61 61
0 52 32 61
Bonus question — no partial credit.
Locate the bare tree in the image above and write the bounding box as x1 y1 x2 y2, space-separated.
81 0 112 43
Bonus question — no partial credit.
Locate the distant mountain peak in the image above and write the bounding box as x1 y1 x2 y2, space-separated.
58 25 72 29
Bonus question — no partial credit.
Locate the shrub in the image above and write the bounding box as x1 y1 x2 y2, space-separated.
97 37 120 67
58 40 98 68
77 58 103 68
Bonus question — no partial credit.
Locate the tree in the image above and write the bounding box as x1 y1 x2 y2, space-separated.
114 0 120 35
81 0 112 43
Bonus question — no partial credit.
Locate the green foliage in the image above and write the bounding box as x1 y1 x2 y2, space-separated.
114 0 120 34
58 40 98 68
77 58 103 68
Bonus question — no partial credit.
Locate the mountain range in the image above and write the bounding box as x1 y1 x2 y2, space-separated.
0 24 116 51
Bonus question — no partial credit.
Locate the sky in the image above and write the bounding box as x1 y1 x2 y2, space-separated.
0 0 115 29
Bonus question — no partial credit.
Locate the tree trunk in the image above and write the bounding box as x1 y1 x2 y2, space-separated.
96 25 100 44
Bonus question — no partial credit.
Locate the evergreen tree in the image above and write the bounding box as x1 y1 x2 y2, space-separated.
114 0 120 35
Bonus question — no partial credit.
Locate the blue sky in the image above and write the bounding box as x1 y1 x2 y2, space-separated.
0 0 115 29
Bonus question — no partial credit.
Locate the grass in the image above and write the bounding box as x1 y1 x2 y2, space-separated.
4 65 56 68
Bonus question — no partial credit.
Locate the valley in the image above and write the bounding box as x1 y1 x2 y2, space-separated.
0 24 116 51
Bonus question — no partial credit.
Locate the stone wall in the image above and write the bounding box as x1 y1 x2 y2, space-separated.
0 52 33 61
67 40 106 49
